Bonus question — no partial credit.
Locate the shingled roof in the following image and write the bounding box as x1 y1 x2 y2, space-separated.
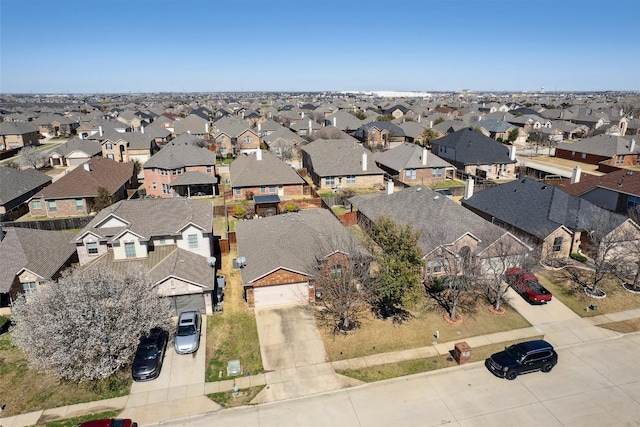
230 150 305 187
373 142 454 172
143 138 216 169
555 135 638 157
235 209 363 285
301 139 384 177
34 157 133 199
431 128 515 166
50 137 102 157
461 178 627 240
0 227 76 292
0 166 51 207
76 198 212 243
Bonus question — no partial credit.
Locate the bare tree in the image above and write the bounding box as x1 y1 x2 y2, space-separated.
310 126 346 141
19 146 46 169
477 232 537 311
11 264 172 382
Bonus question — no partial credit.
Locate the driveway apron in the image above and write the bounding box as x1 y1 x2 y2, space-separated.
253 306 361 403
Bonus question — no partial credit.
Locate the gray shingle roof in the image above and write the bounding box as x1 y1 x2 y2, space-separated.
50 137 102 157
555 135 637 157
431 128 515 165
0 227 76 292
230 150 305 187
76 198 212 242
170 171 218 186
475 119 514 133
0 166 51 206
358 121 405 137
143 138 216 169
350 185 507 254
301 139 384 177
0 121 39 135
373 143 454 173
235 209 362 285
461 178 627 239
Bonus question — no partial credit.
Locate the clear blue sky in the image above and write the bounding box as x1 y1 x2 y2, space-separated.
1 0 638 93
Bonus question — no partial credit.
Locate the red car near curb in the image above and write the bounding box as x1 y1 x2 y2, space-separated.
505 267 552 304
77 419 137 427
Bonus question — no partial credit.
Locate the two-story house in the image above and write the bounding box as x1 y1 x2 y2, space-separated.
142 136 217 198
74 198 216 314
374 142 456 185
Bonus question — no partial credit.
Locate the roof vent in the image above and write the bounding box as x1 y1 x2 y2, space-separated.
433 195 439 200
521 179 527 183
541 185 547 189
416 187 422 191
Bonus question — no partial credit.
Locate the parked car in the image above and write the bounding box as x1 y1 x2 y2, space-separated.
505 267 552 304
485 339 558 380
175 310 201 354
77 418 137 427
131 328 168 382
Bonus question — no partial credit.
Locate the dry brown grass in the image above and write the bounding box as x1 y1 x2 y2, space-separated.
599 318 640 333
537 270 640 317
320 301 531 361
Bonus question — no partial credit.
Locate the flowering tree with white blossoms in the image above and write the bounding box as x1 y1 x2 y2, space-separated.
11 265 172 382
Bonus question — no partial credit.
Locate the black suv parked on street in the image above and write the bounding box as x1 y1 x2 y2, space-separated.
485 339 558 380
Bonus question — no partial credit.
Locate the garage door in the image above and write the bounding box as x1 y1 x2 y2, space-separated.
253 283 309 308
167 294 207 316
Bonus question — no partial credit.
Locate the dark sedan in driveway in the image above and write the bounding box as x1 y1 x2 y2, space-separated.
132 328 168 382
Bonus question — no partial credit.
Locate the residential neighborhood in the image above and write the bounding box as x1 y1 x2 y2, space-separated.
2 89 640 427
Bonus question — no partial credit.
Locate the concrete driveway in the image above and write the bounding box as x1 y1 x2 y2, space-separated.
253 306 361 403
121 318 220 424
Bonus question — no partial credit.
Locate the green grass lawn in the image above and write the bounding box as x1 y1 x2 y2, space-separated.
0 333 131 417
205 312 263 382
207 385 265 408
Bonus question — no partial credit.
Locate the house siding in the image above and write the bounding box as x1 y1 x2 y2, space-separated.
232 183 303 200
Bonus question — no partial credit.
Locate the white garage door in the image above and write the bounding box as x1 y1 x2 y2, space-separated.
254 283 309 308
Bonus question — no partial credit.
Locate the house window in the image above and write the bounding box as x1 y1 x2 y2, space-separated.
22 282 37 295
234 188 241 196
124 242 136 258
152 182 157 189
161 169 168 176
426 260 449 274
326 176 335 186
405 169 416 180
346 175 356 184
105 143 112 149
87 242 98 255
172 169 177 175
75 199 83 211
188 234 198 249
220 148 227 155
627 195 640 208
206 165 212 173
244 135 252 144
269 185 276 193
571 151 575 158
552 237 563 252
107 154 114 160
48 201 57 212
616 155 625 165
260 186 266 194
432 168 443 178
32 200 41 210
331 264 343 279
581 153 587 159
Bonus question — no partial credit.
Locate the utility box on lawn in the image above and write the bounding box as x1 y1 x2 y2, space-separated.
454 342 472 365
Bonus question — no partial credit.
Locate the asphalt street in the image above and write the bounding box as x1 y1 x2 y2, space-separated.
157 332 640 427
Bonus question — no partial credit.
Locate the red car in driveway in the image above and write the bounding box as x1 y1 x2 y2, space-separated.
505 267 552 304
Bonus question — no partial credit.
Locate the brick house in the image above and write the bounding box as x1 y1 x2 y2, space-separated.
301 139 385 190
35 113 79 137
142 136 217 198
212 116 260 156
554 135 639 168
229 149 305 201
0 121 40 150
374 142 456 185
235 209 364 308
0 166 51 221
354 121 406 149
29 157 137 218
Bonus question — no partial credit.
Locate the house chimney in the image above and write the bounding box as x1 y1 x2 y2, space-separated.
301 112 305 118
257 123 261 132
141 125 145 134
418 114 421 123
308 120 312 132
83 162 92 172
571 166 581 184
429 120 433 129
509 145 517 161
99 125 103 137
422 147 428 166
630 139 636 153
386 179 394 194
333 117 337 127
256 149 262 161
362 152 367 171
205 122 209 133
464 178 474 200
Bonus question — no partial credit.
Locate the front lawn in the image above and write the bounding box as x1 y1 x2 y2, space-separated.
320 300 531 361
0 333 130 417
207 385 265 408
537 270 640 317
